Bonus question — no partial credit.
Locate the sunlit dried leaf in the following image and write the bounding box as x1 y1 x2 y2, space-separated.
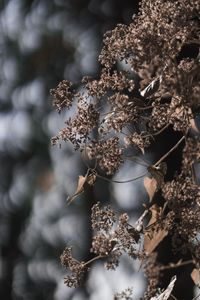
140 76 161 98
144 204 168 254
144 176 158 202
67 171 96 205
67 175 86 205
191 268 200 287
150 276 177 300
141 147 145 155
86 173 97 186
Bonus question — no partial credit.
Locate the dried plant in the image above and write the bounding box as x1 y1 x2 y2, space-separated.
51 0 200 299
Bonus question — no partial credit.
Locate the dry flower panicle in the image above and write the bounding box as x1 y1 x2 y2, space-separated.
52 0 200 298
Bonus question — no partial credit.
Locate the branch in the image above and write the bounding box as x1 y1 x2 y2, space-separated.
84 255 106 266
95 171 147 183
154 135 185 167
159 259 194 271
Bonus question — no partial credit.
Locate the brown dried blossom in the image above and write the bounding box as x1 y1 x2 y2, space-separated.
182 137 200 177
162 174 200 255
149 104 169 131
60 247 88 287
99 103 139 133
143 253 161 299
162 175 200 207
91 202 116 232
61 203 142 286
168 97 193 132
92 233 116 256
51 103 99 149
124 132 151 153
50 80 73 112
91 205 139 270
83 69 135 98
92 204 138 269
87 137 123 175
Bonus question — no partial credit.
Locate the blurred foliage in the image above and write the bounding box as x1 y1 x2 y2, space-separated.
0 1 141 299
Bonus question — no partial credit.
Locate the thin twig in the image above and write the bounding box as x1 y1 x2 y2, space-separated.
154 135 185 167
136 105 155 110
84 255 106 266
95 171 147 183
170 294 178 300
159 259 194 271
145 123 170 138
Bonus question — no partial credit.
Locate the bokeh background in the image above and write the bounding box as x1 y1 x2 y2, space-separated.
0 1 147 299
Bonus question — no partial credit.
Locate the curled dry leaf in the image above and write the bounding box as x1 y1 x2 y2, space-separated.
191 268 200 287
67 171 96 205
150 276 177 300
144 176 158 202
144 204 168 254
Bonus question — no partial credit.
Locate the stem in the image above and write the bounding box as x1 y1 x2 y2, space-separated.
136 105 155 110
145 123 170 138
84 255 106 266
154 135 185 167
96 171 147 183
171 294 178 300
159 259 194 271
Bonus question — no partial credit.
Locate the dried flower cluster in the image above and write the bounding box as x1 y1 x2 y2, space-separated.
60 204 141 288
143 253 161 299
91 203 139 269
50 80 73 112
60 247 88 287
52 0 200 299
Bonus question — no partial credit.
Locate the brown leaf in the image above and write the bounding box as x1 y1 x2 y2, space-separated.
191 268 200 287
144 176 158 202
149 205 161 224
148 162 167 187
144 204 168 254
144 226 168 255
67 171 96 205
67 175 86 205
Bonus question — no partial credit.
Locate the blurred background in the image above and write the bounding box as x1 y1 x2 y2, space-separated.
0 0 147 299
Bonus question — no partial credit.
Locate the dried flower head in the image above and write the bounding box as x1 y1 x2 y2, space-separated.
50 80 73 112
60 247 88 287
